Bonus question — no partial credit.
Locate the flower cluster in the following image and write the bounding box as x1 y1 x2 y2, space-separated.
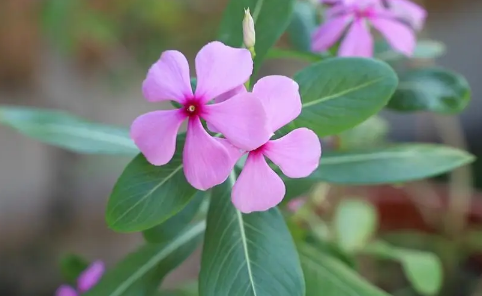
56 261 104 296
313 0 426 57
131 42 321 213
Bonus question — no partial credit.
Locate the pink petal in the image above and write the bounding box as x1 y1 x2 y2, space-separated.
325 4 351 18
252 75 302 132
389 0 426 31
263 128 321 178
194 41 253 103
77 261 105 292
203 92 271 151
131 109 185 166
55 285 78 296
207 85 247 133
370 17 415 56
183 117 234 190
216 138 245 168
232 152 285 213
338 19 374 57
312 15 351 52
142 50 193 104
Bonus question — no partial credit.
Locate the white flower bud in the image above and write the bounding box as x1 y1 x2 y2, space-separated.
243 8 256 49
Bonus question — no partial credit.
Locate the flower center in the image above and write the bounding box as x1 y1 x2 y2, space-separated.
187 105 196 113
183 99 203 117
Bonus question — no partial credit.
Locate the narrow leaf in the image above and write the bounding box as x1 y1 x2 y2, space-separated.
307 144 474 185
0 106 137 155
199 179 305 296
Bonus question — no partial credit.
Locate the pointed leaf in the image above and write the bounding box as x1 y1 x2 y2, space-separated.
199 180 305 296
0 106 137 155
293 58 398 137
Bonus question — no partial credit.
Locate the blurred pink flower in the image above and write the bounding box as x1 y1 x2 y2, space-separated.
131 41 271 191
56 261 105 296
313 0 416 57
287 197 307 212
228 76 322 213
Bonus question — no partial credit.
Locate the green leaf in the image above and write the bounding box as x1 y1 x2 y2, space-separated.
387 67 471 114
218 0 295 78
59 254 90 283
143 192 204 243
84 221 205 296
293 58 398 137
266 48 324 63
0 106 136 155
106 138 197 232
199 178 305 296
334 199 378 252
307 144 474 185
299 244 390 296
376 40 446 61
288 1 317 52
338 116 389 150
364 241 443 296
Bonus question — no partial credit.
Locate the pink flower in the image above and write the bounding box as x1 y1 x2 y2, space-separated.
385 0 426 31
56 261 105 296
131 41 271 191
313 0 416 57
229 76 322 213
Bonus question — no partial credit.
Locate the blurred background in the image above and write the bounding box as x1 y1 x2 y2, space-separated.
0 0 481 295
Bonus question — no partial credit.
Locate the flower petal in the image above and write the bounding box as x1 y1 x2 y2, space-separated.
77 261 105 292
131 109 185 166
252 75 302 132
338 19 374 57
216 138 245 168
263 128 321 178
312 15 351 52
142 50 193 103
203 92 271 151
194 41 253 102
389 0 426 31
232 152 285 213
207 85 247 133
370 17 416 56
183 117 234 190
56 285 78 296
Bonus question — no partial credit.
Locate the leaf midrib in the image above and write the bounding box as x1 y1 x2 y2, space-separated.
302 77 386 108
108 221 206 296
236 210 259 296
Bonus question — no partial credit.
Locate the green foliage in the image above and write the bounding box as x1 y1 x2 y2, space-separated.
106 141 197 232
288 1 318 52
364 241 443 296
0 106 136 155
59 254 90 284
84 222 204 296
218 0 295 80
199 179 305 296
307 144 474 184
334 199 378 252
300 244 391 296
293 58 398 137
388 67 471 113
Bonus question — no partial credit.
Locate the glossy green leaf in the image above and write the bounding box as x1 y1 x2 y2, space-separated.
143 192 204 243
299 244 390 296
59 254 90 283
199 179 305 296
339 116 389 150
288 1 317 52
85 221 205 296
387 67 471 114
106 138 197 232
218 0 295 78
307 144 474 185
266 48 324 63
364 241 443 296
293 58 398 137
334 199 378 252
0 106 136 155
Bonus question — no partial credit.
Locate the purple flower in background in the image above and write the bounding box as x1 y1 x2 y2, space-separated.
385 0 426 31
313 0 417 57
56 261 105 296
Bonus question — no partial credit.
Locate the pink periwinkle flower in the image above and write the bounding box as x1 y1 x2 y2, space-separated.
131 41 271 191
56 261 105 296
313 0 416 57
226 76 322 213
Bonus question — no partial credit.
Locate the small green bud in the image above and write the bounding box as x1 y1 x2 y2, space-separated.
243 8 256 50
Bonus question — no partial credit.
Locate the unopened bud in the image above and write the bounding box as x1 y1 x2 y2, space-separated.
243 8 256 50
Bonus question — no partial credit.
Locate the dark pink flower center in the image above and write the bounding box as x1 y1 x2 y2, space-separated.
182 98 204 117
353 6 376 19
